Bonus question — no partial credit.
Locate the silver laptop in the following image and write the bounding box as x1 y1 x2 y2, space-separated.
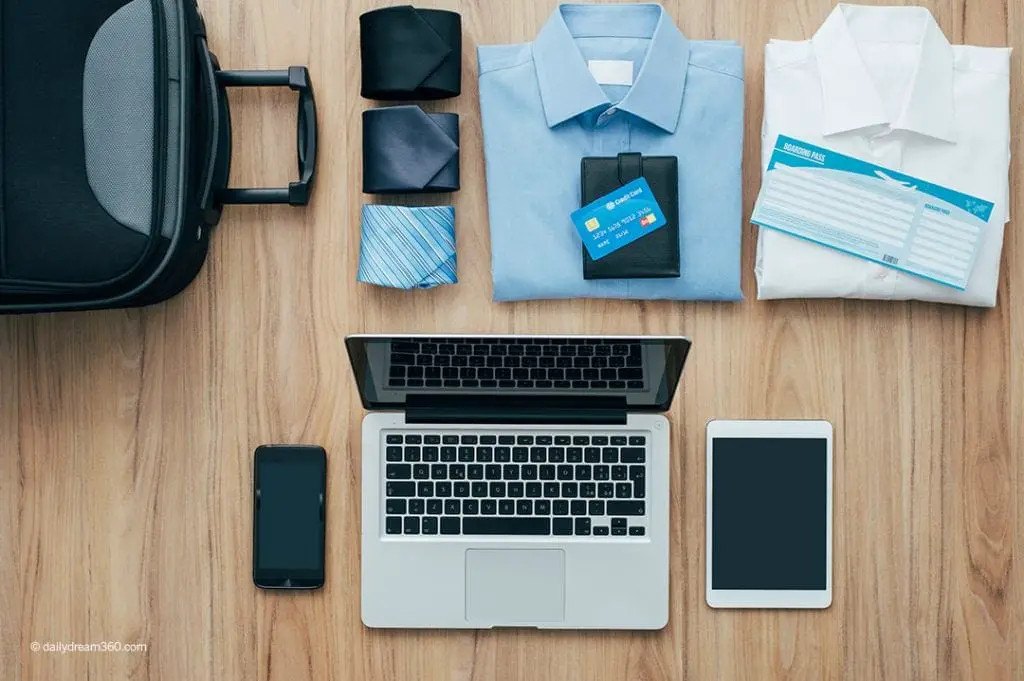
345 334 691 629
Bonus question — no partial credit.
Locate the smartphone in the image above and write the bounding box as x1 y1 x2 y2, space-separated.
253 445 326 589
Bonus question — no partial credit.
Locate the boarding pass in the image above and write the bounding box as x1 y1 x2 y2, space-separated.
752 135 994 290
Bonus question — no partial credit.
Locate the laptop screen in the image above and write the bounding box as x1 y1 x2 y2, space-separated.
345 335 691 411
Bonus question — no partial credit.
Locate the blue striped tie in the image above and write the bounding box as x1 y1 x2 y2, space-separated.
358 205 458 289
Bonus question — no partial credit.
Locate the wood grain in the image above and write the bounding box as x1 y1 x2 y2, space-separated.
2 0 1022 679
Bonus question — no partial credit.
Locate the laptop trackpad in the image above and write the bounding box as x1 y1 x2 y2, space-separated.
465 549 566 625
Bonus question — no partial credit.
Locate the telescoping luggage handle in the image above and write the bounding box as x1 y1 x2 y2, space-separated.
215 67 317 206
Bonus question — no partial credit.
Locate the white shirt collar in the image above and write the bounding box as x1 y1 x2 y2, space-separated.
811 4 956 142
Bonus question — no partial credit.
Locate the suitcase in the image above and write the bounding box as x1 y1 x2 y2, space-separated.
0 0 317 313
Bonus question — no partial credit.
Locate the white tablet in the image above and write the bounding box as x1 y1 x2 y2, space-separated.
705 420 832 609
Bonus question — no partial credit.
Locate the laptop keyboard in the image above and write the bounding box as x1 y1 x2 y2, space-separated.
387 338 646 391
382 431 649 537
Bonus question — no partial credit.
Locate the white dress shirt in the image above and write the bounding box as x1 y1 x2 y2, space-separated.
757 5 1011 306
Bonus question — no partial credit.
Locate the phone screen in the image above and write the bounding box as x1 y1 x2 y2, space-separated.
253 446 326 589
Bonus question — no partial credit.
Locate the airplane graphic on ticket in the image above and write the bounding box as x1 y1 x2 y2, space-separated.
751 135 995 290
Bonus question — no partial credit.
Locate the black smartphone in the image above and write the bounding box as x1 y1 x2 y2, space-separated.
253 445 326 590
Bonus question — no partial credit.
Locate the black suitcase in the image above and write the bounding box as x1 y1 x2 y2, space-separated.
0 0 317 313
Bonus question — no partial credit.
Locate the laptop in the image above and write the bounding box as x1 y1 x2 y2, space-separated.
345 334 691 629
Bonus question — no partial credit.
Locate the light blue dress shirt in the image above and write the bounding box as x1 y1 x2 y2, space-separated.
478 3 744 302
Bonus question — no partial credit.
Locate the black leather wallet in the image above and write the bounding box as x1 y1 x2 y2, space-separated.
581 153 680 280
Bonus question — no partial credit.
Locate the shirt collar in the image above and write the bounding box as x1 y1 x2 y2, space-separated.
533 3 691 133
811 4 956 142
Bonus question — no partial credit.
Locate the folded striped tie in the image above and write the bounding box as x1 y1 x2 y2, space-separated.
358 205 458 289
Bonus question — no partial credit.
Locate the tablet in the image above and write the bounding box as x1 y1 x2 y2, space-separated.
705 420 832 609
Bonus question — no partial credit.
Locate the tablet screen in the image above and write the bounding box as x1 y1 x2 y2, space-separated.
712 437 828 590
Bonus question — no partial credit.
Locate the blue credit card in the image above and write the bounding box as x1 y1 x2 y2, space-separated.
571 177 667 260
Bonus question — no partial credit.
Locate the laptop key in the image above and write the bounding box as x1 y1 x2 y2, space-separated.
405 435 422 444
477 447 493 462
555 436 571 445
431 464 447 479
508 482 524 498
422 517 438 534
512 447 529 462
580 483 596 498
480 435 497 445
463 499 479 515
607 501 645 516
385 446 403 462
594 465 610 480
612 526 627 536
575 518 591 535
571 500 587 516
591 436 609 446
440 517 461 535
424 434 441 445
612 465 628 480
553 518 573 536
409 499 425 514
386 434 403 445
544 482 560 498
490 482 506 497
572 436 589 446
540 465 556 480
386 517 402 534
620 448 646 463
386 499 407 514
458 447 475 462
589 500 605 515
526 482 542 498
461 435 478 445
404 447 421 462
498 435 515 445
441 447 457 462
472 482 488 497
413 464 429 479
521 465 538 480
463 518 551 535
517 500 533 515
481 499 497 515
530 447 546 462
495 447 511 462
610 436 628 446
386 465 412 480
562 483 578 498
499 500 515 515
427 499 443 515
598 483 614 498
444 499 461 515
575 465 591 481
583 448 600 463
549 447 565 463
616 483 632 498
454 482 470 497
630 526 646 536
449 464 465 480
485 465 502 480
557 465 573 480
418 482 433 497
442 435 459 445
436 482 452 497
567 448 584 463
468 465 484 480
553 500 569 516
602 448 618 463
593 526 609 536
422 447 439 462
629 436 646 446
503 464 520 480
535 500 551 514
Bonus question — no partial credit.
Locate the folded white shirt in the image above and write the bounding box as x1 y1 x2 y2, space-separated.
757 4 1011 307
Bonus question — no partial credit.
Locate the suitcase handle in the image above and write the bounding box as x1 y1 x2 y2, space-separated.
215 67 318 206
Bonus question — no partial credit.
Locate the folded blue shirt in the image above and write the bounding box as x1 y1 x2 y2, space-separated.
478 3 744 301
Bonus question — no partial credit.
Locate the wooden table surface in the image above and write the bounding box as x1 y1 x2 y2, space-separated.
3 0 1022 679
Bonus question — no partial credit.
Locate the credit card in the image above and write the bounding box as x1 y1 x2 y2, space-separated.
571 177 667 260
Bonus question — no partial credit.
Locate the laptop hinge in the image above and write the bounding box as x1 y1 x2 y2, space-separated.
405 395 628 426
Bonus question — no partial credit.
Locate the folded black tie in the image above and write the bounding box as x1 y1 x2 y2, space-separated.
362 105 460 194
360 6 462 101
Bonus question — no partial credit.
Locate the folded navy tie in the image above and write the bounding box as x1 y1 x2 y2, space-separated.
359 6 462 100
362 105 460 194
358 205 457 289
